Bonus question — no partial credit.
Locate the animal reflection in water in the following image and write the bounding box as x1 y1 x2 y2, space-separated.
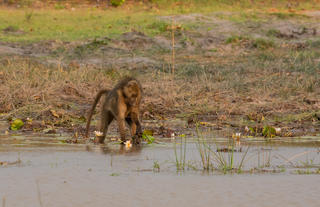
85 143 142 155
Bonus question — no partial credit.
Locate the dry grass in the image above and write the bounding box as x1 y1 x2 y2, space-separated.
0 46 319 128
149 53 319 114
0 57 113 117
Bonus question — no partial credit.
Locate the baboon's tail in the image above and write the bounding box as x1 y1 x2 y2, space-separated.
85 89 110 138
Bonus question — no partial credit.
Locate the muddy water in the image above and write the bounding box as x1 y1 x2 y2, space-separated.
1 135 320 207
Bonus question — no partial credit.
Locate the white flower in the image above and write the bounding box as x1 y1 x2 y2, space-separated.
94 131 103 137
125 140 132 149
275 128 281 135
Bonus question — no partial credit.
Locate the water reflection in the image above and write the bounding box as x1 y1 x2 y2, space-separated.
87 144 143 155
1 133 320 207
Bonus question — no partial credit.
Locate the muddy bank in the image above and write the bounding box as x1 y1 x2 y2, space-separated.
1 12 320 138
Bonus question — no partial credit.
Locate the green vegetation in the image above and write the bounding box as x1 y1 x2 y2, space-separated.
10 119 24 130
295 169 320 174
195 125 250 174
142 134 155 144
0 0 319 42
195 124 212 171
252 38 274 49
225 35 248 44
262 126 276 138
266 29 281 37
269 12 310 19
174 135 187 171
1 0 319 137
0 9 155 42
153 161 160 172
111 0 126 7
226 35 274 49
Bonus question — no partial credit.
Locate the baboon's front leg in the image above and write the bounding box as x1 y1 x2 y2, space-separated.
130 112 142 145
126 117 140 145
125 117 136 137
117 116 127 143
117 100 128 143
131 112 142 136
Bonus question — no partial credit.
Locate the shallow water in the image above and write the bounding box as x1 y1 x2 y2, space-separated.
1 135 320 207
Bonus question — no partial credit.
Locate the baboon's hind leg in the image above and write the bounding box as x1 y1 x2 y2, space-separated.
117 116 127 144
98 111 114 144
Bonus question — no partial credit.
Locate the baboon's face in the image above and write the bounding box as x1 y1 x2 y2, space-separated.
123 81 140 106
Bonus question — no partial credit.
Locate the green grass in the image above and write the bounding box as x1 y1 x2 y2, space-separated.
266 29 281 37
225 35 248 44
0 0 319 42
0 8 204 42
226 35 274 49
0 8 171 42
269 12 310 19
252 38 274 49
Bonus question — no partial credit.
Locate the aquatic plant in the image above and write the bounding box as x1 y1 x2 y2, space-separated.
174 135 187 171
10 119 24 130
262 126 276 138
195 124 250 173
195 124 212 171
142 134 155 144
153 161 160 172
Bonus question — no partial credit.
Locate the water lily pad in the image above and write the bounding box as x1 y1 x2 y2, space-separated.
142 133 155 144
10 119 24 131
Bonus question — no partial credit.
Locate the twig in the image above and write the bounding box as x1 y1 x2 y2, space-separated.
171 17 175 76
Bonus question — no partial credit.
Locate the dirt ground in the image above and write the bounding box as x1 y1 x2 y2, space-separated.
0 11 320 140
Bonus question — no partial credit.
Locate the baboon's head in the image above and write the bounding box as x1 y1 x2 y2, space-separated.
123 80 140 106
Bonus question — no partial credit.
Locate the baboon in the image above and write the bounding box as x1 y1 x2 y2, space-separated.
85 77 143 144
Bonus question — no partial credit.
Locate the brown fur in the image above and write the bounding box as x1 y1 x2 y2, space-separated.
85 77 143 144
